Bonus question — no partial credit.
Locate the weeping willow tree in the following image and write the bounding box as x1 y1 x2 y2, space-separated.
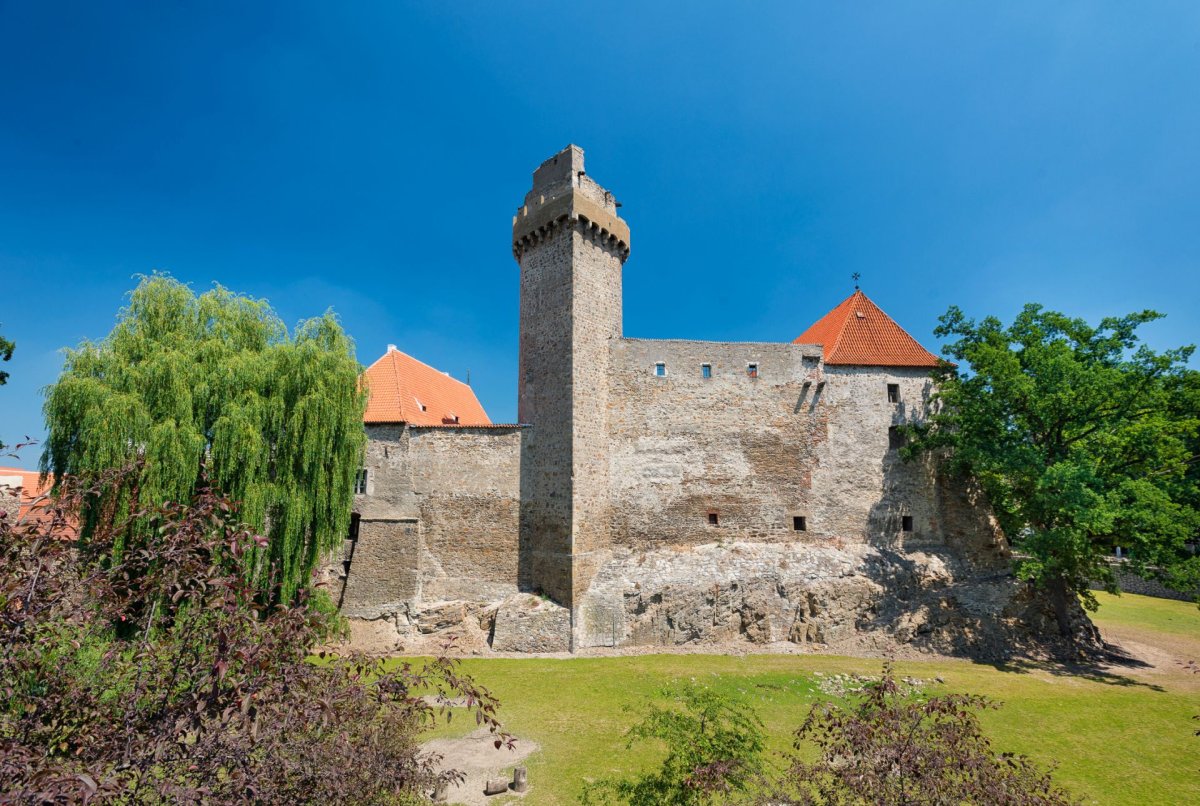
42 275 366 604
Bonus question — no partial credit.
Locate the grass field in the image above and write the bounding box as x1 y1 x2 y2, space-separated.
409 592 1200 805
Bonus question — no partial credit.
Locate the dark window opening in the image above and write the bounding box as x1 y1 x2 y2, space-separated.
888 426 905 450
655 362 666 377
339 513 362 609
701 363 712 379
793 515 807 531
747 363 759 379
901 515 914 532
354 468 368 495
707 511 719 526
887 383 900 403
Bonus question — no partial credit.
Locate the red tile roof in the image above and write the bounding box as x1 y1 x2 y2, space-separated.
794 290 941 367
361 346 492 426
0 466 57 524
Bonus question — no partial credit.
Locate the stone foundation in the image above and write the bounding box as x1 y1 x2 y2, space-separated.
336 539 1096 660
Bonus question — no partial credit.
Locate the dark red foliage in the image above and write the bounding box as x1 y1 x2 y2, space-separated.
760 663 1077 806
1 471 508 804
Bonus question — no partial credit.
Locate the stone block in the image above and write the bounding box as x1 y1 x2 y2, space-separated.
490 594 571 653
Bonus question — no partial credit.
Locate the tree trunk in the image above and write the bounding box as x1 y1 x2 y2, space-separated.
1048 575 1073 637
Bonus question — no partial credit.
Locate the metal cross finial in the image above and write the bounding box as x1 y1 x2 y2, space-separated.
852 272 861 290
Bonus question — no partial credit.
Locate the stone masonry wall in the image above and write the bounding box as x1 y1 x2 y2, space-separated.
577 346 1011 650
517 222 577 605
338 424 522 619
605 338 825 548
814 366 935 544
567 225 624 607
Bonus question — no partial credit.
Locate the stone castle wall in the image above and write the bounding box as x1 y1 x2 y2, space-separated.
332 145 1067 659
572 340 1011 650
605 338 824 548
603 341 983 551
338 424 522 620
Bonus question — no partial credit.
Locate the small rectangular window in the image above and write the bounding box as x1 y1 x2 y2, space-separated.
793 515 807 532
888 426 905 450
707 511 719 526
354 469 368 495
655 362 666 377
701 363 712 379
901 515 914 532
747 363 759 379
887 383 900 403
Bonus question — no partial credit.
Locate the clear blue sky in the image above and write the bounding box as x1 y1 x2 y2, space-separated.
2 2 1198 453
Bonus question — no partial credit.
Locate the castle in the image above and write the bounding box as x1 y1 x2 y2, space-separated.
333 146 1047 656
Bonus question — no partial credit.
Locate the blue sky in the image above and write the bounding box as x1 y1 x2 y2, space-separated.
2 2 1198 454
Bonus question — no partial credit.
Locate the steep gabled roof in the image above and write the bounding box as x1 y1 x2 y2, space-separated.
794 290 940 368
361 346 492 426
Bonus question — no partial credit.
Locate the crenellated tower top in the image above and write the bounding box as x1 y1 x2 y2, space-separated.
512 145 630 262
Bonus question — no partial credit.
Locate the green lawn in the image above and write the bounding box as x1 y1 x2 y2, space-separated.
408 592 1200 805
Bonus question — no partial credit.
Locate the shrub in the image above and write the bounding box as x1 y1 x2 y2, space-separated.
762 663 1077 806
582 682 765 806
0 473 507 804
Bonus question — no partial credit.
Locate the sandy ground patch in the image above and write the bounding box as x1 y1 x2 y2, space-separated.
423 728 539 806
1097 622 1200 684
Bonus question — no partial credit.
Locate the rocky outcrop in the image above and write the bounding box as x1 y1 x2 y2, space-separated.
576 540 1098 659
490 594 571 653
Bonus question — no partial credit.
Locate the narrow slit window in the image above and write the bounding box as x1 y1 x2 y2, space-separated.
901 515 914 532
354 468 368 495
701 363 712 379
887 383 900 403
655 362 666 377
793 515 807 532
707 511 719 526
747 363 759 379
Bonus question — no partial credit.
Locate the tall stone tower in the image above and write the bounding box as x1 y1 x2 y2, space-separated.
513 145 630 633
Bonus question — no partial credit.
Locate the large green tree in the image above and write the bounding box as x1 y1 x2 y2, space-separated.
42 275 366 603
910 304 1200 635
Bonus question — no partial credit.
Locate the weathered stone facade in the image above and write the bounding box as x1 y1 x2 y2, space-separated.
336 424 522 626
334 145 1070 658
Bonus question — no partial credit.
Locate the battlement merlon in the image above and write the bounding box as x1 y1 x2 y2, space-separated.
513 144 630 262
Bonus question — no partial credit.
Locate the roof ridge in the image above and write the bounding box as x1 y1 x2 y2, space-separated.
362 346 491 426
826 291 860 361
386 346 474 390
387 350 408 420
859 293 933 359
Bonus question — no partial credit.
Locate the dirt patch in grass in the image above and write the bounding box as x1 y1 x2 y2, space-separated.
1092 592 1200 681
424 728 539 806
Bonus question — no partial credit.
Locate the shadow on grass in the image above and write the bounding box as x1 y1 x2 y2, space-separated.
974 643 1166 692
